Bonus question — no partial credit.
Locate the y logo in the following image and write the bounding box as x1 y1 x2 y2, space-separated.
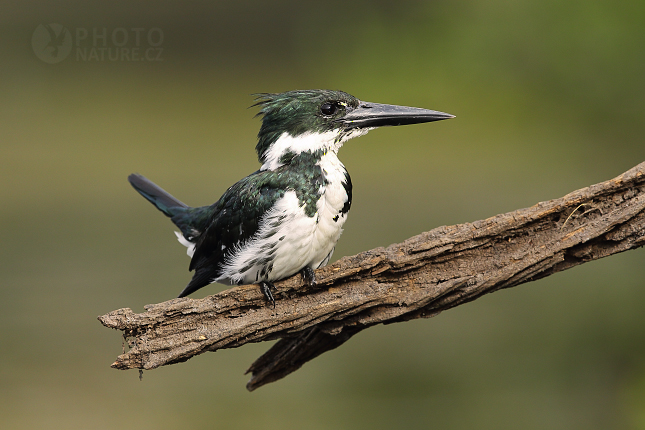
32 24 72 64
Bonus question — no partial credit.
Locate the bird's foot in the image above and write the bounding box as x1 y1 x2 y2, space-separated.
301 266 317 288
260 281 277 308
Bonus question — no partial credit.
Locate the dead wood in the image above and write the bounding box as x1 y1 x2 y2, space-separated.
99 161 645 391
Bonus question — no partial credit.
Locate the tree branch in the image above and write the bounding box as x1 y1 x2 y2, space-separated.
99 161 645 391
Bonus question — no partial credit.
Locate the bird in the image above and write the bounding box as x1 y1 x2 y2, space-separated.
128 89 454 305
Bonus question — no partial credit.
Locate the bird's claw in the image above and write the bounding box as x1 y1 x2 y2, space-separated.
260 281 277 308
301 266 317 287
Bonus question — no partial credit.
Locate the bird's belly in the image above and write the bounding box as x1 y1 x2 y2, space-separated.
269 191 347 281
219 186 348 285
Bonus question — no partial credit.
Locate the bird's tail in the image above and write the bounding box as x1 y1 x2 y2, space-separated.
128 173 189 217
129 173 214 248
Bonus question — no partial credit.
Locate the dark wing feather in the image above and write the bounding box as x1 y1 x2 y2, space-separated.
177 151 327 298
177 170 287 297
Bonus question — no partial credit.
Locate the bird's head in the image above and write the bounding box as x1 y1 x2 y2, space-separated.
253 89 453 171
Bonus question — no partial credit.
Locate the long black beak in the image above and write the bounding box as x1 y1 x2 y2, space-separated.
338 101 454 129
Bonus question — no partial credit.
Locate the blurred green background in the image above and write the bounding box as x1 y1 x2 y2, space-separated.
2 1 645 429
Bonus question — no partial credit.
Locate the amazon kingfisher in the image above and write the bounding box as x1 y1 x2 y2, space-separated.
129 89 453 305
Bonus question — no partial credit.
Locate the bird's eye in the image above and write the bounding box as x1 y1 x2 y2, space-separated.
320 102 338 116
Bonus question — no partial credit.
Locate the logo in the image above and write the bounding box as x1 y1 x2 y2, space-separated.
32 25 164 63
32 23 73 63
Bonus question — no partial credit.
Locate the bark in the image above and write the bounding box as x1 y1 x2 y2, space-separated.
99 161 645 391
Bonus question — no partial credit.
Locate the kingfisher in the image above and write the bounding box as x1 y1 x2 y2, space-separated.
129 89 453 304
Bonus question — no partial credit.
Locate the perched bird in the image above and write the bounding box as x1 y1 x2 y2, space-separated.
129 89 453 304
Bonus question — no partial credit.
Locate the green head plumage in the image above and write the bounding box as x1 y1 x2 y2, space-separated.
251 89 455 169
252 90 360 165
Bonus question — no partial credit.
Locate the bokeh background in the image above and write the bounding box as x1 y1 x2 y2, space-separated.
2 1 645 429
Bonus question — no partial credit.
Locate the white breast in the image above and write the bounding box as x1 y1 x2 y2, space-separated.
312 151 349 264
216 151 350 285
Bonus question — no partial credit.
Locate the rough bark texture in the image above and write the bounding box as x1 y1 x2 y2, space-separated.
99 161 645 391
